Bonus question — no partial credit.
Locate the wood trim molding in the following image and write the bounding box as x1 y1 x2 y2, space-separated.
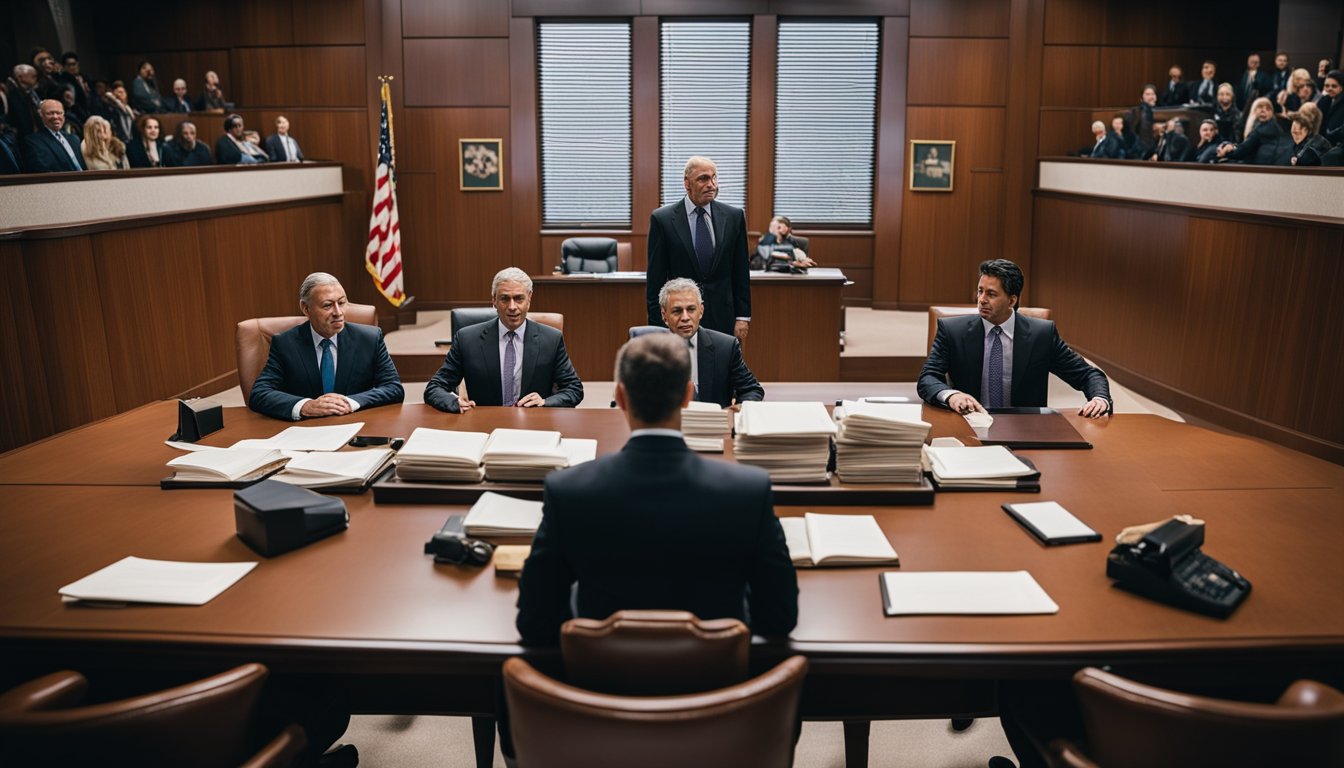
1034 190 1344 230
1 195 345 241
870 15 909 307
0 160 344 187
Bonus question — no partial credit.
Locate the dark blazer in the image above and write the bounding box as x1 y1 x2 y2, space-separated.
1319 95 1344 145
1237 69 1267 109
1157 131 1194 162
164 96 192 113
1268 68 1291 99
917 312 1111 410
1290 135 1331 166
647 198 751 335
0 136 20 174
1194 140 1222 164
1228 118 1292 165
125 137 166 168
1089 134 1122 158
423 319 584 413
264 133 303 162
1212 104 1244 142
693 327 764 409
1157 80 1189 106
515 434 799 646
215 135 242 164
20 129 87 173
756 232 809 254
248 321 404 420
161 140 212 167
1191 78 1218 105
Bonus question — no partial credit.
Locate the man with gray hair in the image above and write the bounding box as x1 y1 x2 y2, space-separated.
165 78 192 113
6 64 43 136
658 277 763 410
424 267 583 412
248 272 404 420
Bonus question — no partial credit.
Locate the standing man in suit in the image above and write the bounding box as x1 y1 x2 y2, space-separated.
918 259 1111 418
1238 53 1267 110
1192 60 1219 105
265 115 304 162
424 267 584 413
1157 65 1189 106
20 99 86 173
646 155 751 342
1268 51 1291 102
658 277 763 410
248 272 404 420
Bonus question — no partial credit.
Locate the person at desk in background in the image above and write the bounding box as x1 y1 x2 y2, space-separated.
424 267 583 413
646 155 751 342
918 259 1111 418
659 278 764 410
249 272 404 420
756 214 817 268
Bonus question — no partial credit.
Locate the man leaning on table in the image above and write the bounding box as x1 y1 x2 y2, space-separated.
248 272 404 420
917 259 1111 419
658 277 763 411
424 267 583 413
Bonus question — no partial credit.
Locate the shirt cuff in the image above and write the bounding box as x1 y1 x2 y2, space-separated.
344 396 361 412
291 399 309 420
736 317 751 322
937 389 959 405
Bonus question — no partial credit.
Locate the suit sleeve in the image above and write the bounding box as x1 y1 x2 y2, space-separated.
515 485 578 647
347 328 404 410
917 320 956 407
1047 326 1111 408
248 342 303 420
745 486 799 639
423 334 467 413
730 209 751 320
728 338 764 403
646 211 669 326
265 136 282 162
543 336 585 408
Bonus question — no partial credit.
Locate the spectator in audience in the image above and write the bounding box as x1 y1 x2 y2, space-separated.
215 113 269 164
1298 101 1323 135
1087 120 1121 158
59 52 94 111
0 129 19 174
242 129 262 148
1218 97 1290 165
161 120 211 166
1237 52 1267 110
20 99 86 173
6 64 42 136
1287 113 1330 167
80 114 129 170
1192 60 1218 105
1278 68 1317 114
1318 70 1344 146
126 114 165 168
1212 83 1244 142
1157 65 1188 106
1109 114 1137 159
165 78 192 113
31 50 63 100
1153 118 1194 162
195 70 227 113
265 115 304 162
1144 120 1166 160
1193 119 1222 163
129 60 164 113
57 83 86 137
102 80 136 143
1127 85 1157 153
756 215 816 268
1316 59 1335 91
1268 52 1291 102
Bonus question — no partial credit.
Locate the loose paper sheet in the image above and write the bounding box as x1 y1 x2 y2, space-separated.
59 557 257 606
881 571 1058 615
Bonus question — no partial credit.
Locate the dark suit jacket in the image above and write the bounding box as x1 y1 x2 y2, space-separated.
1237 70 1267 109
126 138 166 168
917 312 1111 410
1157 80 1189 106
423 319 584 413
1194 140 1222 164
248 321 404 420
0 136 20 175
20 129 87 173
1320 95 1344 145
1192 78 1218 105
647 199 751 335
264 133 303 162
515 434 799 646
1157 131 1194 162
1229 119 1292 165
215 135 242 164
693 327 764 408
164 96 192 113
161 140 212 167
1090 134 1122 158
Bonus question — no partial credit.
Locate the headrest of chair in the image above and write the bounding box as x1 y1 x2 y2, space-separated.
628 325 671 339
561 610 748 695
562 237 619 274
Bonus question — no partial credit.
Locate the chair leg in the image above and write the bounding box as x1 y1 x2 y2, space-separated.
843 720 871 768
471 716 496 768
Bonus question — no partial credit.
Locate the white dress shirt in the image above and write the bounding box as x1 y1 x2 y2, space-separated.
290 327 361 420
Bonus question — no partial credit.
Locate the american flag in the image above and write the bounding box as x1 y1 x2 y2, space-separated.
365 79 406 307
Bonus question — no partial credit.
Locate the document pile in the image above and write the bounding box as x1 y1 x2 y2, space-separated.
833 401 931 483
463 492 544 536
395 429 491 482
733 401 836 483
682 401 730 452
923 444 1040 491
273 448 395 489
165 447 288 485
482 429 597 482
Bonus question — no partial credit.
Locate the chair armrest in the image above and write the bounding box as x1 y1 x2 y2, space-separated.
0 671 87 713
240 723 307 768
1047 738 1100 768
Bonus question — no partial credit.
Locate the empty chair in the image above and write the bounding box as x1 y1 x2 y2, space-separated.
0 663 305 768
561 610 749 695
560 237 619 274
1050 667 1344 768
926 304 1051 353
236 303 376 401
628 325 671 339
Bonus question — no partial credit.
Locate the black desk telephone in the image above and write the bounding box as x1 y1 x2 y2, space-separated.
1106 518 1251 618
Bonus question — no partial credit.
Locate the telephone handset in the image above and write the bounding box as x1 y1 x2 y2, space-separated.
1106 518 1250 618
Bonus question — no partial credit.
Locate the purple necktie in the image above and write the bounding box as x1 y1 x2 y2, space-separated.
693 206 713 276
502 331 518 406
986 326 1004 408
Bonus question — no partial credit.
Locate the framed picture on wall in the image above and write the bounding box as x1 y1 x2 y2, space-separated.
909 140 955 192
459 139 504 191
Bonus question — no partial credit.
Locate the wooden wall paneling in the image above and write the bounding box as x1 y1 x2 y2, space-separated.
804 233 874 303
748 15 778 230
0 242 54 452
1095 45 1146 108
510 16 542 279
292 0 366 45
94 0 230 54
511 0 642 16
1042 0 1100 45
294 47 367 107
231 47 296 106
236 0 295 47
391 172 447 302
1002 0 1044 270
402 39 511 107
639 0 768 14
339 192 377 307
253 110 371 190
907 38 1009 105
630 16 661 272
1277 226 1344 438
870 15 909 309
1101 2 1276 49
1036 107 1095 156
402 0 509 37
771 0 910 12
1040 46 1098 107
910 0 1010 38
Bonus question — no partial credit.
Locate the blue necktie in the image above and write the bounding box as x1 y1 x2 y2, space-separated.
502 331 518 406
319 339 335 394
693 206 713 276
986 326 1004 408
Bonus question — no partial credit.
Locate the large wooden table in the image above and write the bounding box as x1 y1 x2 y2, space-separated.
2 394 1342 744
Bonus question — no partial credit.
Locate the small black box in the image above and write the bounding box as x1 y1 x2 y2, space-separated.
234 480 349 557
174 398 223 442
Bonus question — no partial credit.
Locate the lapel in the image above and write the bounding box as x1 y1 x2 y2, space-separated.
960 316 984 397
332 326 356 394
480 321 503 403
520 320 542 396
669 200 701 279
695 329 714 400
297 324 323 395
1011 312 1032 402
41 131 76 171
709 200 728 275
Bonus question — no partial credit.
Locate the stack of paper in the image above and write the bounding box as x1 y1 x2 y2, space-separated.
273 448 394 489
231 423 364 452
923 445 1039 490
482 429 597 482
464 492 544 536
780 513 899 567
682 401 729 452
879 571 1059 616
59 557 257 606
733 402 836 483
165 447 288 484
395 429 490 482
834 401 931 483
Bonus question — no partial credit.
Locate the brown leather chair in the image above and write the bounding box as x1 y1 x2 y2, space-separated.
0 663 306 768
927 304 1051 353
1049 667 1344 768
449 308 565 339
235 303 377 401
560 610 750 695
503 654 806 768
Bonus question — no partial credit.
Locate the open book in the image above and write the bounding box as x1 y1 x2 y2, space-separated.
272 448 395 491
231 422 364 452
164 447 288 487
779 513 899 567
464 492 544 536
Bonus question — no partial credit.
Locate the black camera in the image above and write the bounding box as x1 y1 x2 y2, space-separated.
424 514 495 566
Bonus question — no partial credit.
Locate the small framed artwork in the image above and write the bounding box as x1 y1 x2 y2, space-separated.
909 140 955 192
459 138 504 191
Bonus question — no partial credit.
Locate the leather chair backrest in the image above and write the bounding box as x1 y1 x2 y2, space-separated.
616 242 633 271
561 610 749 696
628 325 671 339
504 654 806 768
790 234 809 253
0 663 306 768
1061 667 1344 768
451 308 565 338
561 237 619 274
236 303 376 401
927 305 1051 353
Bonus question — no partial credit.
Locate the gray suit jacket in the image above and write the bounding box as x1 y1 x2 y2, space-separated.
423 319 584 412
646 199 751 335
693 327 764 408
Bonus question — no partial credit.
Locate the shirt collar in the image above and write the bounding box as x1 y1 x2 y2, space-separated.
684 195 709 215
498 318 527 338
981 309 1016 339
310 325 338 348
631 428 684 439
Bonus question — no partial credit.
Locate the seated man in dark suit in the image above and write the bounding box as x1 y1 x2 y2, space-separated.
161 121 213 167
658 277 763 410
424 267 583 412
249 272 404 420
20 99 86 173
918 259 1111 419
1157 65 1189 106
264 115 304 162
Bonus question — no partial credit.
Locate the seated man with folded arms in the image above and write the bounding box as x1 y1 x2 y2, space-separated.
249 272 404 420
918 258 1111 419
659 277 763 410
424 267 583 412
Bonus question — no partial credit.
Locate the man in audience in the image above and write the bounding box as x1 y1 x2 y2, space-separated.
1192 60 1218 105
1153 118 1193 162
265 115 304 162
1238 52 1266 109
658 277 764 410
20 99 86 173
215 113 269 164
5 65 42 136
424 267 584 413
1212 83 1244 142
1193 119 1222 163
1088 120 1121 158
59 52 94 111
129 60 164 113
1157 65 1188 106
103 81 136 143
165 78 192 113
0 130 19 174
195 70 227 112
1127 85 1158 154
249 272 404 421
918 259 1111 418
161 120 212 166
646 155 751 341
1268 51 1291 102
1320 70 1343 146
31 50 63 99
1109 114 1136 158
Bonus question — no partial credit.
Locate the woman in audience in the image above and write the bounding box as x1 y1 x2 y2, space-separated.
161 120 212 167
126 114 164 168
756 215 816 268
101 80 137 143
1218 97 1290 165
1193 119 1222 163
1277 68 1317 113
80 115 129 170
1287 113 1330 166
1212 83 1243 142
